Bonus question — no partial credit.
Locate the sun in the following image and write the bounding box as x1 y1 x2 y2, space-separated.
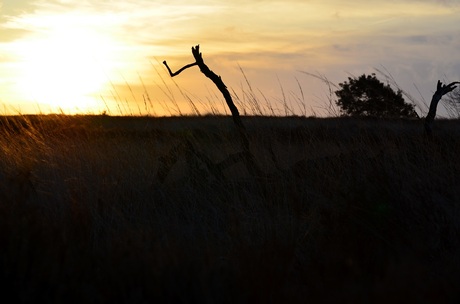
14 26 118 113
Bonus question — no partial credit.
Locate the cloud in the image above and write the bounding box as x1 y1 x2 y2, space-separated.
1 0 460 115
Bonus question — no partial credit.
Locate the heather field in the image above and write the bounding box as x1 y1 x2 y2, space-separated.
1 114 460 303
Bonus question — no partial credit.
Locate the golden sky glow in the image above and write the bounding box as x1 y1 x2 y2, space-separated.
0 0 459 116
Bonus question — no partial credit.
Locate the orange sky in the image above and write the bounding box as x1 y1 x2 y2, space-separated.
0 0 459 116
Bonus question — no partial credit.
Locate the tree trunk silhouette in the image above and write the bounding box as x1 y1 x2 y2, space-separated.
425 81 459 135
162 45 263 178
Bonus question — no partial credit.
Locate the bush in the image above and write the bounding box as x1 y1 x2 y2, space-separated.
335 73 419 118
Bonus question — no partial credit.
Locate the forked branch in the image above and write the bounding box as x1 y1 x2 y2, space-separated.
163 45 244 130
425 80 459 135
163 61 198 77
162 45 263 177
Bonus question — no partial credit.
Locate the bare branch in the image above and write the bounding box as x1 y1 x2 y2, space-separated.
188 45 244 129
162 61 198 77
436 81 459 96
425 80 460 135
161 44 264 178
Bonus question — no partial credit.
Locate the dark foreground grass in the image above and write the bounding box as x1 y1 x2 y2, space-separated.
0 115 460 303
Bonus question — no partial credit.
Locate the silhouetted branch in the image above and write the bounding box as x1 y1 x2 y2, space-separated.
162 61 197 77
162 45 264 177
425 80 459 135
163 45 244 130
189 45 244 130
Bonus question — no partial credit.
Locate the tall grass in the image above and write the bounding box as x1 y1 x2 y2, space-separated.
1 63 460 302
93 63 323 118
1 112 460 302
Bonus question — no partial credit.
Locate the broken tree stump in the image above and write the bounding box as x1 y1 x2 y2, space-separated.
162 45 263 178
425 80 459 135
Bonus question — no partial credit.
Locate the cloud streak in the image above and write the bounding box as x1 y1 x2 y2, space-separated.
0 0 459 115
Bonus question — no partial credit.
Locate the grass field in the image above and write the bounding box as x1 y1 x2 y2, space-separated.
1 114 459 303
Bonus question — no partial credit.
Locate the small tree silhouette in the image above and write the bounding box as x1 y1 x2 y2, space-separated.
335 73 418 118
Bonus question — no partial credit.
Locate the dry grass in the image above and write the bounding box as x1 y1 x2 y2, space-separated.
0 114 460 303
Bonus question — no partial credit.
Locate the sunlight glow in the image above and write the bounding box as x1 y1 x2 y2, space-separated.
12 21 119 113
0 0 459 116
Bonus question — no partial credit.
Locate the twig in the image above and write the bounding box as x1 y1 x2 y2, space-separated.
163 61 198 77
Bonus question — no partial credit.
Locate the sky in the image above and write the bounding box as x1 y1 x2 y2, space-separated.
0 0 459 116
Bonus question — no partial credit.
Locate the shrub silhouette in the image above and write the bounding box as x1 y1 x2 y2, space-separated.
335 73 418 118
